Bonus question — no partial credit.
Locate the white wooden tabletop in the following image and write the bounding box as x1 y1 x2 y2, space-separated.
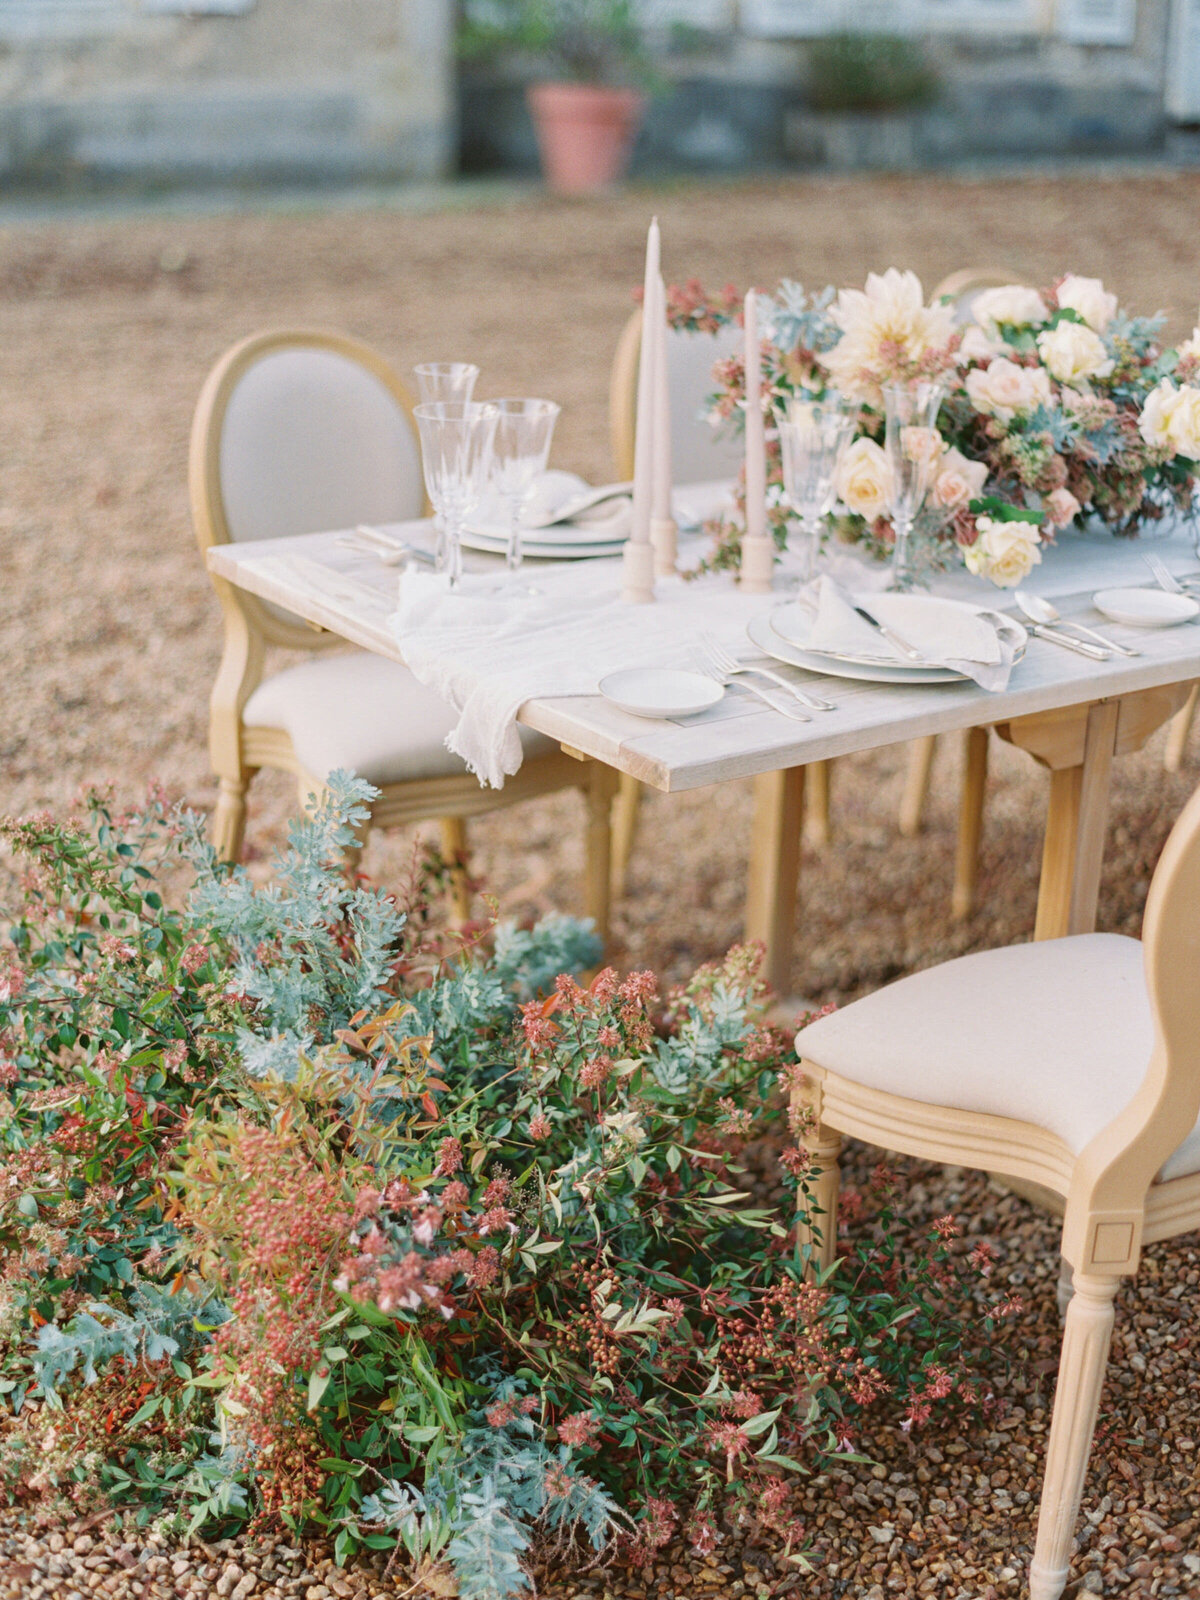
208 520 1200 794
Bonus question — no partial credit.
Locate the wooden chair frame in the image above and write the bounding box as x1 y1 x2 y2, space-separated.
795 781 1200 1600
190 326 617 934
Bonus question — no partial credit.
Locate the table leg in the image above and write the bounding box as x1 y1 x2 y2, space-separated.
1035 701 1118 941
952 725 989 921
745 766 805 997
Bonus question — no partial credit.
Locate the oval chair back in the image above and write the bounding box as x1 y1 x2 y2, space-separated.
609 307 746 486
190 327 424 650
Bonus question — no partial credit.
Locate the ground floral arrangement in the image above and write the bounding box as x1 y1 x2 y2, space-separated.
0 776 1020 1600
664 269 1200 587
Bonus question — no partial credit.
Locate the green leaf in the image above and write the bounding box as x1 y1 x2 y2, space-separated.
307 1368 332 1414
740 1407 781 1438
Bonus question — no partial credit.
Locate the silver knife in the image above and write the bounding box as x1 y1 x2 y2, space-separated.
851 602 928 663
1025 622 1110 660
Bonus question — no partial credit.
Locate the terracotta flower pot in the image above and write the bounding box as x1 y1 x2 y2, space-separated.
526 82 645 195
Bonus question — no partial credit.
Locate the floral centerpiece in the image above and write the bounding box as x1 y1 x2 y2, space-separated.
672 268 1200 587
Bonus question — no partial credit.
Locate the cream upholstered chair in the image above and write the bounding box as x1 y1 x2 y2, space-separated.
793 782 1200 1600
191 327 617 932
607 308 838 891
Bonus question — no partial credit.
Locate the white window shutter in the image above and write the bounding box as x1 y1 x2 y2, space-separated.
1167 0 1200 119
1056 0 1138 44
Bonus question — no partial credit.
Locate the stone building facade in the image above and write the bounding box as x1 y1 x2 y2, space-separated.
2 0 1200 187
0 0 453 187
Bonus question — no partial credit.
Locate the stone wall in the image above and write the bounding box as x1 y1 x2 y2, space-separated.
0 0 454 187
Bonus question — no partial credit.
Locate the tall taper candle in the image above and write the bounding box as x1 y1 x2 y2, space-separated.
650 271 677 576
739 286 774 594
623 216 659 603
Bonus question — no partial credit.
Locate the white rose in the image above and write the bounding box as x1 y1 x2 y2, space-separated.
1036 321 1114 385
1178 327 1200 363
959 324 1008 365
931 447 989 511
962 515 1043 588
901 425 945 470
1056 275 1119 333
834 436 892 521
966 357 1053 423
971 285 1050 331
1046 487 1082 528
1139 379 1200 460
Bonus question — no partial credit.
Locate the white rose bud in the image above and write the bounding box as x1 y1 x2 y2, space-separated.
966 357 1053 423
931 447 989 511
971 285 1050 331
1036 321 1115 385
962 515 1043 588
834 436 893 521
1056 274 1119 333
1140 379 1200 460
1045 487 1082 528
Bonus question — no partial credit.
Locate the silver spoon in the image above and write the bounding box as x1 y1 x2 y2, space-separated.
1014 590 1140 658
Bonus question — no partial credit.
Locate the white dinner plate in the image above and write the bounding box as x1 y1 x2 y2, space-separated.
1092 586 1199 627
747 614 964 684
770 592 1022 667
599 669 724 719
459 528 627 560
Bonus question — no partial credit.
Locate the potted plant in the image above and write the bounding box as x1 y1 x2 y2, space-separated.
458 0 653 193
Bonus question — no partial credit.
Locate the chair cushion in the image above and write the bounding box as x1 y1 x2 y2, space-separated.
798 933 1200 1184
244 651 555 788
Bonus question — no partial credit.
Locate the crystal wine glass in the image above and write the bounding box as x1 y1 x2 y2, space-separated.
882 381 945 591
490 398 561 572
413 363 480 405
777 394 855 583
413 401 498 589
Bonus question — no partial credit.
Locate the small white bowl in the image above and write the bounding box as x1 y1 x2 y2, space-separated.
599 668 724 719
1092 587 1199 628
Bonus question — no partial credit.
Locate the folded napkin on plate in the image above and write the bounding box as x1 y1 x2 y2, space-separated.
671 479 735 530
806 577 1016 692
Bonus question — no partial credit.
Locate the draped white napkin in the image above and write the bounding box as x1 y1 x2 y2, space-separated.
390 564 769 788
804 576 1017 692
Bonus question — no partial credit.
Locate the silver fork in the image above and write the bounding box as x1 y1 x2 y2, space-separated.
1144 551 1200 594
700 632 836 712
695 639 811 722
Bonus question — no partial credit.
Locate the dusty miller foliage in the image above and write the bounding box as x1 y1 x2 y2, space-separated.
186 771 600 1082
360 1365 620 1600
33 1283 219 1400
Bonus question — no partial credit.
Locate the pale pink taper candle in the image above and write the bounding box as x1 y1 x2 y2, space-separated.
739 286 774 593
623 216 659 603
650 270 677 576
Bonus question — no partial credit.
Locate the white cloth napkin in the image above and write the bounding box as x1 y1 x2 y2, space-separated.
390 563 768 788
806 577 1017 692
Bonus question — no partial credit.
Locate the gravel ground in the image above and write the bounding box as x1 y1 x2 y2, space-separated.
1 173 1199 1595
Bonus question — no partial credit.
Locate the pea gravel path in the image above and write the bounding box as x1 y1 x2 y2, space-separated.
1 172 1199 1596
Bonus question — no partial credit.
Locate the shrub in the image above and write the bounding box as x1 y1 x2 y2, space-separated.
0 778 1016 1597
807 33 939 115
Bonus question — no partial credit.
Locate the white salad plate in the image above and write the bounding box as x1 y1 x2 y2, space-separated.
751 595 1026 686
459 529 628 560
1092 586 1199 627
598 669 725 719
463 470 632 558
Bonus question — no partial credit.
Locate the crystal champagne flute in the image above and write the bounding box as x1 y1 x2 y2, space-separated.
413 363 479 405
883 381 945 591
491 398 561 573
777 394 855 583
413 401 498 590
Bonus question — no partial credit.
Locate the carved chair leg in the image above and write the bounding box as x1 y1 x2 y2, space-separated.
440 816 471 924
952 725 989 920
1029 1271 1120 1600
1056 1255 1075 1320
212 771 255 863
610 773 643 899
582 764 619 945
1164 683 1198 773
899 735 938 837
791 1064 841 1276
803 759 834 847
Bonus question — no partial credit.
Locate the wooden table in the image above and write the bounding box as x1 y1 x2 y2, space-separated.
209 524 1200 994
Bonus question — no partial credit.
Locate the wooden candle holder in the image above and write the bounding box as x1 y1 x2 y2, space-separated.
651 515 678 577
621 539 656 604
740 534 774 594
